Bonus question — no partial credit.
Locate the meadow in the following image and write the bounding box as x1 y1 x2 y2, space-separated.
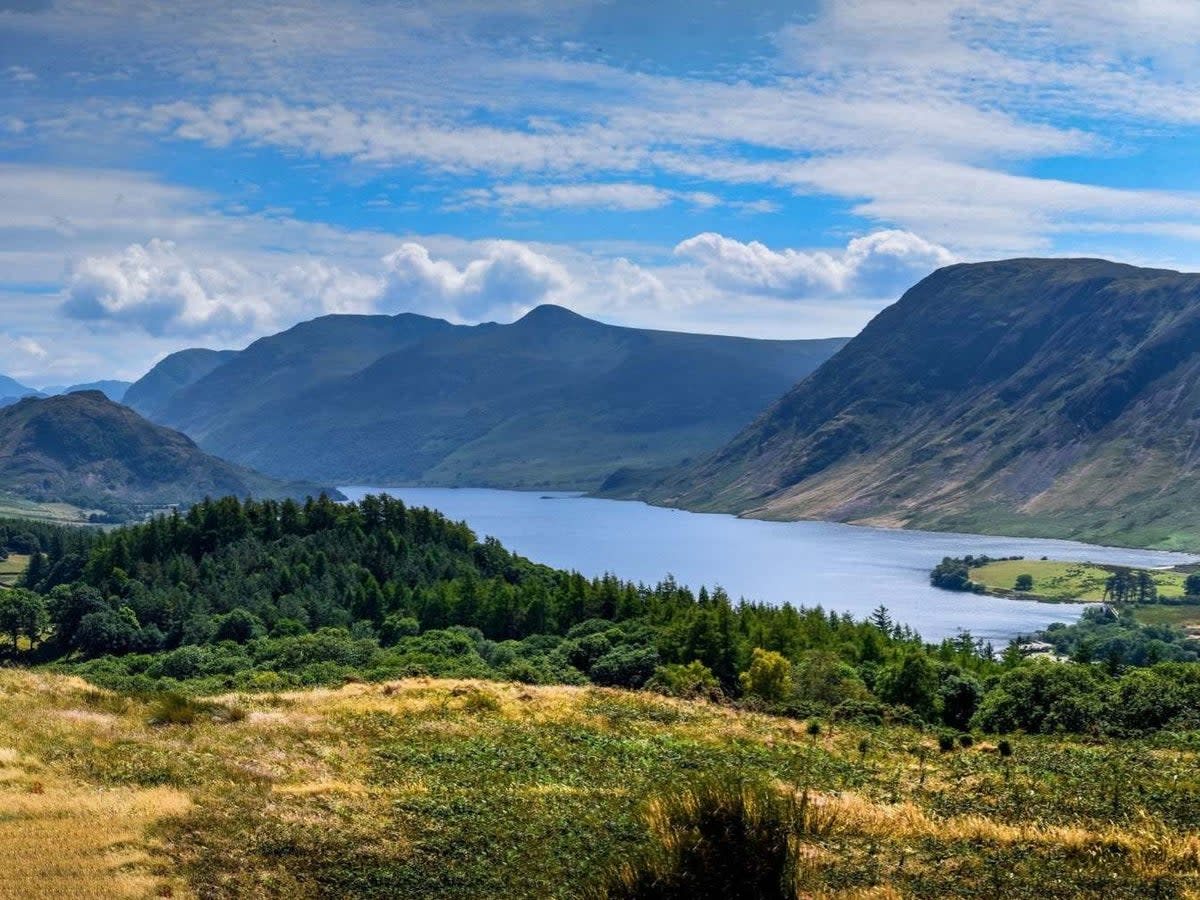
968 558 1190 601
0 553 28 588
1 669 1198 899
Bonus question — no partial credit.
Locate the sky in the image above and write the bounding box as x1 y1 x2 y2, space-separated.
3 0 1200 384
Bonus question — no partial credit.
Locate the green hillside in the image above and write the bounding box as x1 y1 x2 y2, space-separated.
0 392 332 516
642 259 1200 551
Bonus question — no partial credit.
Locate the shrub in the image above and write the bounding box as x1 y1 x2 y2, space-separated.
215 608 266 644
590 645 661 689
457 687 502 715
148 692 205 726
738 648 792 705
602 779 837 900
646 662 723 701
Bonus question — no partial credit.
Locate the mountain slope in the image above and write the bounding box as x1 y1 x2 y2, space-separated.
134 306 848 489
648 258 1200 550
0 374 41 408
123 348 239 421
0 392 331 513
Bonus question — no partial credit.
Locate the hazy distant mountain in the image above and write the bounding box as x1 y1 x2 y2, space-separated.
40 380 133 402
642 258 1200 550
0 375 41 408
123 348 240 421
128 306 848 489
0 392 334 514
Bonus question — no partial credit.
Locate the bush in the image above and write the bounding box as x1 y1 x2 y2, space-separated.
602 779 837 899
738 648 792 705
646 661 723 701
971 661 1109 734
215 608 266 644
590 645 661 689
379 614 420 645
148 692 205 726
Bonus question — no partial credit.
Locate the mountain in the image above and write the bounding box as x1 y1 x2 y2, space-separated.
0 391 334 514
0 374 41 408
644 258 1200 550
39 380 133 402
129 306 848 489
123 348 239 421
137 314 454 445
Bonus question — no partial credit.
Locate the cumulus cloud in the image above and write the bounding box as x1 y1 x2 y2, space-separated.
675 230 956 299
62 239 382 337
380 241 571 321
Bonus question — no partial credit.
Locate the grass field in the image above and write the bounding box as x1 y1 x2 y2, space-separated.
0 494 96 525
0 670 1198 898
0 554 29 588
969 559 1190 601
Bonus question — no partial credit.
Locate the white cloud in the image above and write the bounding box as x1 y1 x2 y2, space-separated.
0 333 47 361
457 183 675 211
674 230 956 299
6 65 36 83
62 239 383 337
380 241 571 321
454 182 766 213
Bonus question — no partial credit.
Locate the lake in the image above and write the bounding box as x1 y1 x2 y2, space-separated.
339 486 1198 643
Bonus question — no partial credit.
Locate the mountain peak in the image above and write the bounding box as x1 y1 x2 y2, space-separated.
515 304 595 328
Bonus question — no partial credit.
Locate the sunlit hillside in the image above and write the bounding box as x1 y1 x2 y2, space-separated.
1 670 1197 899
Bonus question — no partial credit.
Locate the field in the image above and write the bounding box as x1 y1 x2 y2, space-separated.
968 559 1190 601
0 494 97 525
0 554 28 588
0 670 1198 899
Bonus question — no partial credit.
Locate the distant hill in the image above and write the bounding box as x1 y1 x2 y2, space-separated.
39 380 133 402
128 306 848 489
123 348 239 421
642 258 1200 550
0 392 334 515
0 375 41 408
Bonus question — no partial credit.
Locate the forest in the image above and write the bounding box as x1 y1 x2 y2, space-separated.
2 496 1199 737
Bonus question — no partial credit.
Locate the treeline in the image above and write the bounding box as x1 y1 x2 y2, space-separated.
3 497 1200 736
929 555 1020 592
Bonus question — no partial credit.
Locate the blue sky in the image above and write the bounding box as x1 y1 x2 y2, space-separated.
4 0 1200 383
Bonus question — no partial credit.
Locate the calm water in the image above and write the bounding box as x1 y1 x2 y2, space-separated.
340 486 1198 643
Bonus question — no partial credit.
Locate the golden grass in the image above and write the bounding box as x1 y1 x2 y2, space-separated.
0 670 1196 898
0 761 190 899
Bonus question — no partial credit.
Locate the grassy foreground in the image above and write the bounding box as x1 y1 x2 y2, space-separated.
1 671 1199 899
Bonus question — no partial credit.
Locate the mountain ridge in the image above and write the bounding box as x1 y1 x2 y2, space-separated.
127 307 849 489
637 257 1200 550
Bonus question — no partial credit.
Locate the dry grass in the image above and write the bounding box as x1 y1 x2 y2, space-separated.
0 670 1196 898
0 752 190 899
